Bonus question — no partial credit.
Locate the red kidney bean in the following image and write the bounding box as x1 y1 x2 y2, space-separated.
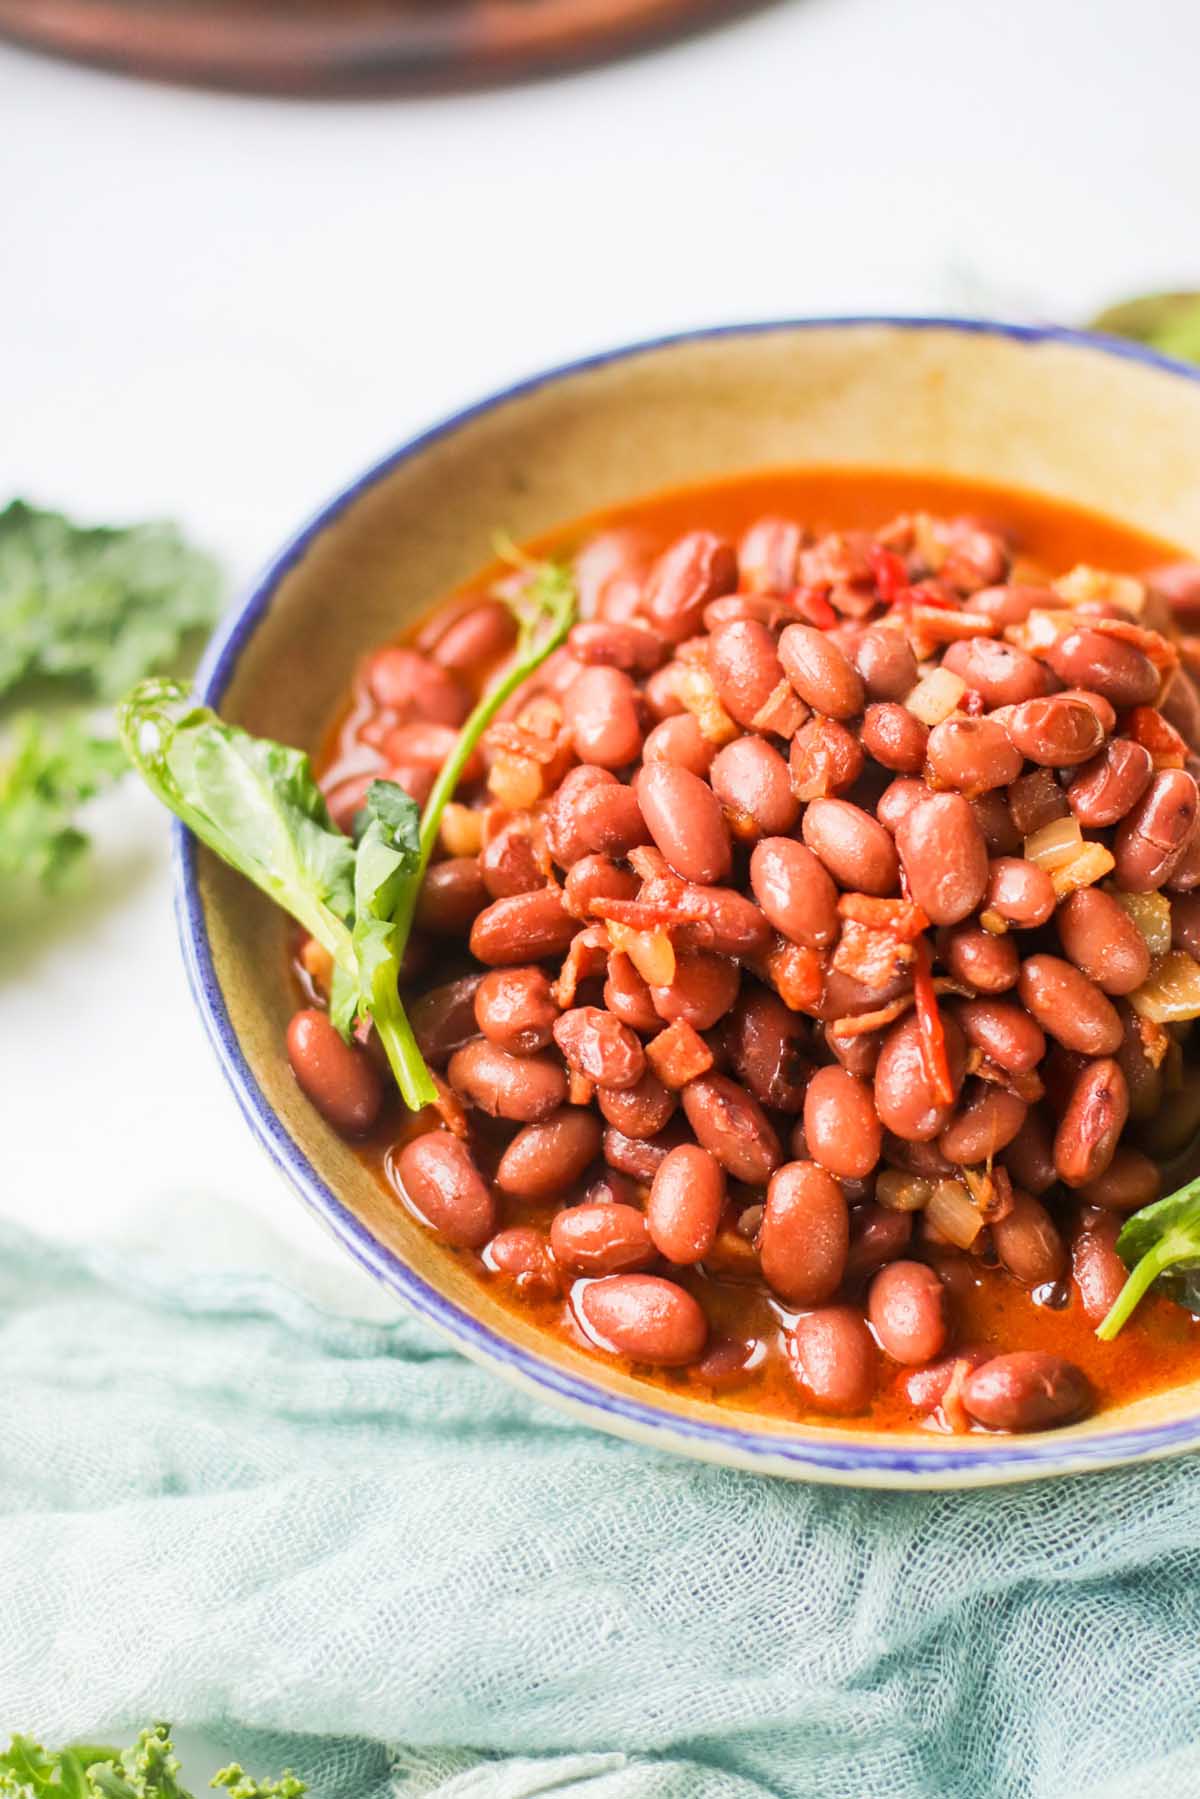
363 646 470 725
759 1161 849 1304
845 1204 913 1281
876 776 933 835
286 1008 382 1135
568 619 666 674
992 1189 1066 1286
738 515 804 593
984 857 1057 928
578 1273 708 1365
1137 1064 1200 1159
1008 767 1070 836
944 926 1020 993
673 884 772 959
860 702 928 774
749 836 840 947
803 1066 882 1179
564 665 643 769
574 526 650 616
868 1260 949 1365
966 583 1056 627
473 966 558 1055
710 735 799 836
603 1120 684 1181
1113 769 1200 891
962 1352 1090 1431
395 1130 497 1248
903 1346 992 1415
1072 1211 1128 1325
727 985 810 1112
788 1307 877 1414
939 1086 1028 1164
563 854 639 921
1006 696 1104 767
545 766 618 867
637 760 731 884
789 716 865 798
825 1023 884 1078
874 1011 966 1142
430 599 517 673
1167 825 1200 891
694 1334 760 1385
1046 629 1159 707
410 973 487 1065
1054 1056 1128 1187
383 721 484 786
597 1070 678 1139
707 619 787 728
484 1225 559 1299
1056 887 1151 994
778 623 865 719
896 793 988 925
447 1039 568 1122
1174 892 1200 959
642 711 715 776
1001 1110 1058 1196
682 1074 783 1183
553 1006 645 1090
587 1169 638 1208
942 637 1052 707
955 998 1046 1075
1017 955 1122 1055
573 783 652 859
969 790 1022 857
1160 666 1200 747
643 661 685 721
650 950 740 1031
802 797 899 896
927 716 1022 796
496 1108 603 1200
641 530 737 643
480 819 544 898
1056 687 1117 735
550 1202 654 1275
647 1144 726 1264
850 625 918 701
470 889 578 965
1078 1145 1160 1212
415 857 489 936
604 952 661 1034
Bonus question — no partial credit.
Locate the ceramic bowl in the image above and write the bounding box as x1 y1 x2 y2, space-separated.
178 316 1200 1487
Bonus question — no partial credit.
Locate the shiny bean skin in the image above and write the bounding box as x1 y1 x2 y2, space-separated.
844 1204 913 1281
759 1161 849 1304
564 665 644 769
415 857 489 935
673 884 773 958
956 998 1046 1075
876 776 932 835
738 515 804 593
1006 696 1104 767
789 717 864 798
788 1307 877 1414
992 1190 1066 1286
470 888 578 965
727 986 810 1112
395 1130 496 1249
480 820 544 898
944 926 1020 994
1056 887 1151 995
647 1144 727 1264
1166 825 1200 892
641 530 737 643
573 782 652 858
554 1006 645 1090
1077 1145 1161 1212
484 1226 559 1299
1113 769 1200 891
803 1066 882 1179
1066 739 1153 829
650 950 740 1031
1017 956 1122 1056
802 798 899 897
568 619 666 674
1173 892 1200 960
603 1121 683 1182
637 760 732 884
708 619 787 728
852 626 919 701
874 1011 966 1142
563 854 639 921
1160 665 1200 747
411 973 487 1065
1054 1057 1129 1187
942 636 1052 707
895 794 989 925
382 721 484 784
1056 687 1117 736
363 646 470 725
496 1108 604 1200
546 766 623 868
778 623 865 720
597 1071 679 1140
939 1087 1028 1164
750 836 840 946
641 711 715 776
550 1202 654 1275
966 583 1056 628
710 735 799 835
1046 628 1159 707
1001 1111 1058 1195
860 702 929 774
868 1260 949 1365
430 599 517 673
926 716 1022 796
447 1039 568 1122
682 1074 783 1184
472 967 558 1055
962 1352 1090 1431
286 1008 382 1135
1008 768 1069 836
970 790 1022 857
578 1273 708 1365
604 952 661 1034
1137 1065 1200 1159
1072 1212 1128 1325
984 857 1057 928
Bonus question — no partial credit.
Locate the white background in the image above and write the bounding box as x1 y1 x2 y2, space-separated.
3 0 1199 1270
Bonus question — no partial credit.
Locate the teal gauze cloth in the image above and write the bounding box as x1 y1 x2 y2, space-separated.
4 1215 1200 1799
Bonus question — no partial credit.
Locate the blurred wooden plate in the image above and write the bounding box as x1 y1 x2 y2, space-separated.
0 0 769 94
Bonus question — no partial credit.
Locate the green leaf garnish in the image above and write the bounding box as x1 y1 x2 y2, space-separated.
1095 1174 1200 1340
0 1725 303 1799
0 714 128 892
1090 292 1200 367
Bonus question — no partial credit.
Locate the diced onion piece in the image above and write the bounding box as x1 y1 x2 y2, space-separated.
1005 609 1077 654
1054 564 1146 616
875 1170 933 1213
1024 816 1084 871
487 752 543 810
675 664 739 745
1114 890 1173 959
979 908 1009 936
439 801 484 857
300 936 334 996
1128 951 1200 1023
1047 840 1116 899
904 667 966 726
927 1178 985 1248
606 919 676 989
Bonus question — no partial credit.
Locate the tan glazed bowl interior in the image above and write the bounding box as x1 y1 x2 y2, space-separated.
178 317 1200 1487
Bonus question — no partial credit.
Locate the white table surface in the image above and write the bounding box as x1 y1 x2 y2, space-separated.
3 0 1199 1258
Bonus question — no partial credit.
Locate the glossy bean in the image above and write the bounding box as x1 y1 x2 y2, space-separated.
473 966 558 1054
778 623 865 719
496 1108 603 1200
844 1203 913 1281
447 1039 568 1122
1072 1212 1128 1325
550 1202 654 1275
1113 769 1200 891
868 1260 949 1365
484 1226 559 1299
787 1307 877 1414
803 1066 882 1179
579 1273 708 1365
597 1070 678 1140
1056 887 1151 995
984 857 1057 928
568 619 666 673
603 1120 684 1181
563 854 639 921
944 926 1020 993
895 793 989 925
789 716 864 798
411 973 486 1065
682 1073 783 1184
1001 1110 1058 1195
1066 739 1153 829
647 1144 727 1264
650 950 740 1031
1046 628 1159 707
1006 696 1104 767
750 836 840 946
604 952 661 1034
1077 1145 1161 1212
802 798 899 896
710 735 799 836
363 646 470 725
564 665 643 769
860 702 928 774
395 1130 496 1249
962 1351 1090 1431
553 1006 645 1090
573 782 652 858
852 625 919 701
673 884 773 958
955 998 1046 1075
286 1008 382 1135
642 711 715 776
965 584 1056 628
970 790 1022 857
415 857 489 935
876 777 933 835
1054 1057 1129 1187
926 715 1022 795
939 1087 1028 1164
470 888 578 964
430 599 517 673
480 820 543 898
637 761 732 884
942 636 1052 706
759 1161 850 1304
641 530 737 642
992 1190 1066 1286
1017 956 1122 1055
727 985 810 1112
708 618 787 728
874 1011 966 1142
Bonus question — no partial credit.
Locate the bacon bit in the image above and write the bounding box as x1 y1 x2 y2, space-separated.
604 919 675 989
431 1072 470 1138
515 693 565 738
627 845 671 883
831 992 916 1037
907 605 998 653
568 1070 595 1106
753 937 826 1014
790 716 864 800
913 939 955 1107
791 583 838 629
483 720 566 765
838 893 930 939
551 923 609 1009
1126 705 1188 768
646 1019 714 1090
1089 616 1178 672
832 920 918 988
868 544 908 605
1133 1012 1171 1071
590 896 680 932
749 677 809 738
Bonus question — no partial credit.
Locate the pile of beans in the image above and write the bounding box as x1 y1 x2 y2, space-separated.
293 501 1200 1435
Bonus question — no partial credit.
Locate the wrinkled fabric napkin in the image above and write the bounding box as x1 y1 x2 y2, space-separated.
5 1208 1200 1799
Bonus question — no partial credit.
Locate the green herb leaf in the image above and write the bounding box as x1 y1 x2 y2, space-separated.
1095 1174 1200 1340
1090 291 1200 367
0 501 221 702
352 802 438 1110
0 714 128 891
0 1727 302 1799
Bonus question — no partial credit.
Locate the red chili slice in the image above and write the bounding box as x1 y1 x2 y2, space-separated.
913 938 955 1108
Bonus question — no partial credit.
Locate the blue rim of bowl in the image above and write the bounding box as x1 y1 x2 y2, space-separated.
175 314 1200 1481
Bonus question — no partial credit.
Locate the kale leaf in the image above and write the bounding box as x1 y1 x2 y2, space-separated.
0 714 129 891
0 1725 304 1799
